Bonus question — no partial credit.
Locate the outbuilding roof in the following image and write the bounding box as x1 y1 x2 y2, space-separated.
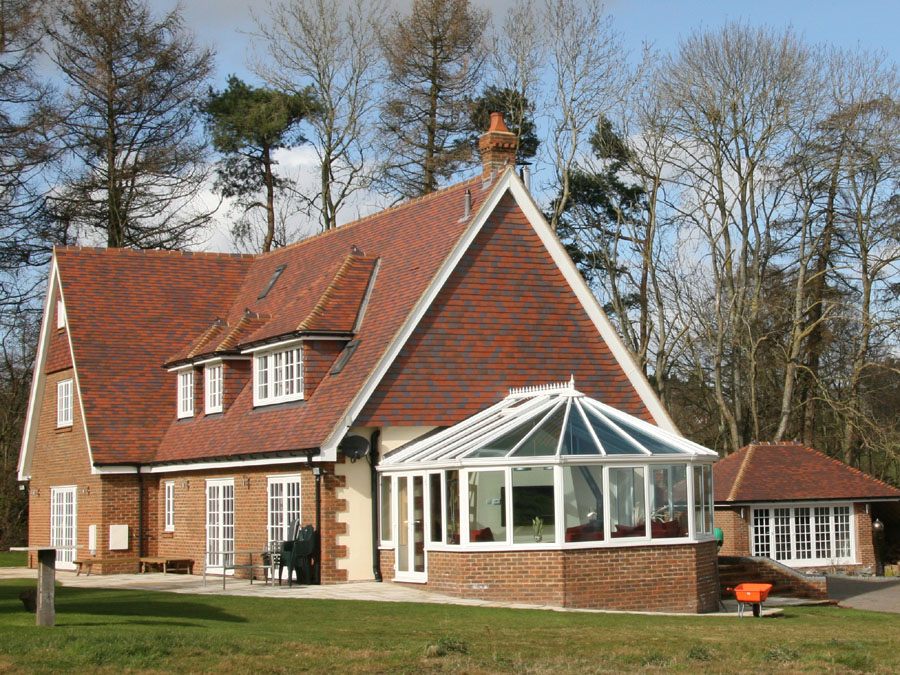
714 442 900 503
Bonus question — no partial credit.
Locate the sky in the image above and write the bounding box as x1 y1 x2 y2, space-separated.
168 0 900 87
151 0 900 251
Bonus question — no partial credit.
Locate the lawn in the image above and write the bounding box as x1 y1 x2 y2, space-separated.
0 551 26 567
1 579 898 673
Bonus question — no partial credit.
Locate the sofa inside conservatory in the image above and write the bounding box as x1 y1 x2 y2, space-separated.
377 380 721 613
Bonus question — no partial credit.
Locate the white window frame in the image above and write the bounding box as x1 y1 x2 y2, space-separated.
177 369 194 419
56 297 65 329
204 362 223 414
750 502 855 567
253 344 304 406
164 481 175 532
267 474 303 544
50 486 77 570
57 379 73 428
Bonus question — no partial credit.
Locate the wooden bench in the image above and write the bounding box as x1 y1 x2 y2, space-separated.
73 558 140 576
139 557 193 574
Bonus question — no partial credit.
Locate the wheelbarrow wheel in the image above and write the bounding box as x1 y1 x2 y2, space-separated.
752 602 761 618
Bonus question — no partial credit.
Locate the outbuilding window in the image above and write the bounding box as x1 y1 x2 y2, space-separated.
751 503 854 566
164 481 175 532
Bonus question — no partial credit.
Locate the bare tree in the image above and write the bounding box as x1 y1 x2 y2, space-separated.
377 0 487 197
254 0 386 231
542 0 632 231
45 0 215 250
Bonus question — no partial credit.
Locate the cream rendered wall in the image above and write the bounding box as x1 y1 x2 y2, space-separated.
334 425 435 581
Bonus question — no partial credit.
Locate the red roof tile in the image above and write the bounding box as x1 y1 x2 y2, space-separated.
55 247 254 464
714 442 900 503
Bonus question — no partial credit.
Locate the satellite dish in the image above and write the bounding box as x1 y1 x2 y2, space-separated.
340 434 370 461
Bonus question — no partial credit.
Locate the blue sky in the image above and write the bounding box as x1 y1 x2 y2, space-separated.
168 0 900 87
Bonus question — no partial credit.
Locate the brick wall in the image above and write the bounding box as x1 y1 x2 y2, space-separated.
421 541 719 613
715 507 750 556
152 461 349 583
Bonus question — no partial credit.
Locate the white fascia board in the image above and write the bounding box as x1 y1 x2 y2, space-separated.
137 454 315 474
318 174 517 460
19 257 97 479
239 337 304 354
503 174 679 434
17 261 56 481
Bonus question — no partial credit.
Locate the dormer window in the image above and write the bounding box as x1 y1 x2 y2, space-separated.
205 362 223 414
253 344 303 406
177 369 194 418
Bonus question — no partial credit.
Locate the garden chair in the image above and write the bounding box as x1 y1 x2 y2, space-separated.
279 523 315 586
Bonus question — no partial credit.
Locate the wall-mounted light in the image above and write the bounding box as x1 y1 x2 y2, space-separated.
30 487 40 497
180 480 190 490
240 476 251 488
80 486 91 496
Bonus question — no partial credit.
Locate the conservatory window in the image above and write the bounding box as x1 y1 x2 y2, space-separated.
253 345 303 406
610 467 646 537
693 465 714 535
380 475 392 543
445 470 460 545
752 503 854 565
467 470 505 543
511 466 555 544
429 473 443 543
650 465 688 538
562 465 605 542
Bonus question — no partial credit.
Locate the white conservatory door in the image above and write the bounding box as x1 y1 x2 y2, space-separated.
50 486 77 570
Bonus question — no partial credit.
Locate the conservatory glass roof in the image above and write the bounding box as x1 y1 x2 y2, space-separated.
380 378 718 468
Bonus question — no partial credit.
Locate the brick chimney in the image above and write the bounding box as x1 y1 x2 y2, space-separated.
478 112 517 182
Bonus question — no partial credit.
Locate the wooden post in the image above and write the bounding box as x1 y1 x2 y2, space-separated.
35 549 56 627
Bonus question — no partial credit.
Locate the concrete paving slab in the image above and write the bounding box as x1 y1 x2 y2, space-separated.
1 567 783 617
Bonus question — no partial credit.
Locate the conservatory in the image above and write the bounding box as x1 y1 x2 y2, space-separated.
377 379 722 613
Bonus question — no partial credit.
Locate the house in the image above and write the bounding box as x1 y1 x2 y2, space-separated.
18 114 719 612
714 442 900 573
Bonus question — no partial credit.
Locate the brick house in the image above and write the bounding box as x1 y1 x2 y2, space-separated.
714 442 900 573
18 115 719 612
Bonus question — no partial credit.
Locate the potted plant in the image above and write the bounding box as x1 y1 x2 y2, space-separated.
532 516 544 542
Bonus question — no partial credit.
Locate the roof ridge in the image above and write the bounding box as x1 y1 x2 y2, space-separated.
54 245 257 260
727 444 756 502
261 176 485 259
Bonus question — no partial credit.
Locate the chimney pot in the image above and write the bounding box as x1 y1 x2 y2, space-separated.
479 112 517 183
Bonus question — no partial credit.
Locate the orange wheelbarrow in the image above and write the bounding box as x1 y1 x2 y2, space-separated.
728 583 773 618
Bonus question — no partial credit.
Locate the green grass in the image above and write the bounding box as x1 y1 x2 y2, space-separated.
1 579 899 673
0 551 26 567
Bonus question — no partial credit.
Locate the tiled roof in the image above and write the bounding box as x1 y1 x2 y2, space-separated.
714 442 900 503
152 177 490 463
55 247 255 464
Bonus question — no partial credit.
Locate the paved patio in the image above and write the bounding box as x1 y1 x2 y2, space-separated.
1 566 794 617
826 575 900 614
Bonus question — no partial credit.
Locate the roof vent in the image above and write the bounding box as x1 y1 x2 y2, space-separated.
459 189 471 222
258 264 286 299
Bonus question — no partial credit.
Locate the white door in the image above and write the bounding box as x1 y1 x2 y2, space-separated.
50 486 77 570
268 475 302 579
206 479 235 573
395 475 426 582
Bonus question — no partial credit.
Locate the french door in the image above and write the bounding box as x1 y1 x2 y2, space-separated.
395 475 426 582
206 479 235 573
50 486 77 570
268 475 302 580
